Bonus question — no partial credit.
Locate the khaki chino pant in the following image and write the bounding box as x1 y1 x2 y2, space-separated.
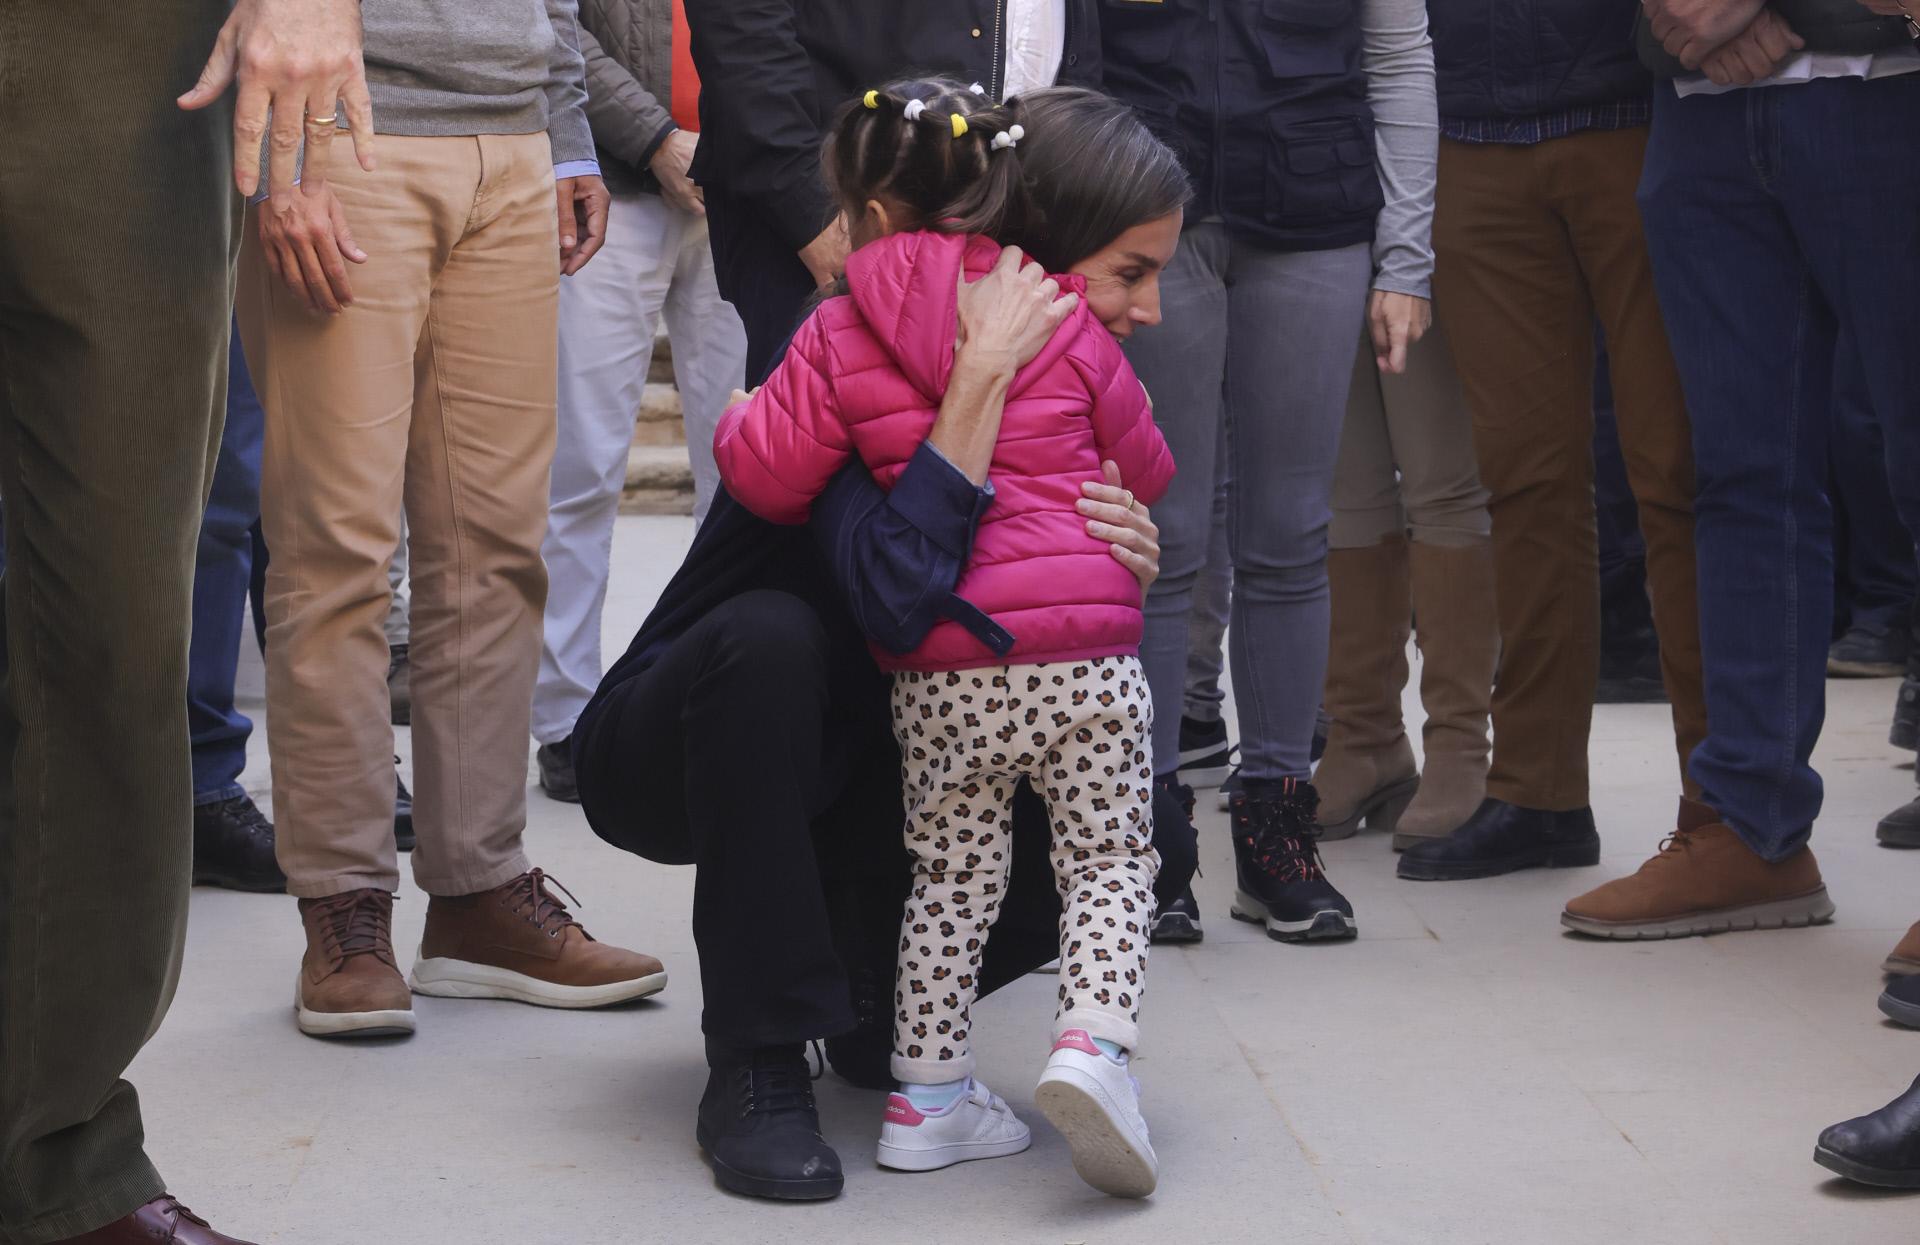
1434 126 1707 811
238 132 558 899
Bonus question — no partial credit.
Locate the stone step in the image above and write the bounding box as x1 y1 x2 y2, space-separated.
649 327 674 386
622 444 695 516
632 382 686 446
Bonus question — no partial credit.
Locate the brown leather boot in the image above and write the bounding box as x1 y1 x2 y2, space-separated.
1885 921 1920 976
57 1197 255 1244
1394 540 1497 851
1315 536 1419 840
296 889 415 1039
1561 799 1835 939
410 868 668 1007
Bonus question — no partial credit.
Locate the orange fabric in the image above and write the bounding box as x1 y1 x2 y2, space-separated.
671 0 700 132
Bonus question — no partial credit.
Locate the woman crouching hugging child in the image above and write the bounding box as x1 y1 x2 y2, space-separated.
713 80 1189 1197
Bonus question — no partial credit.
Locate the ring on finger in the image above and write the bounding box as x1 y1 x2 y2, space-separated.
306 113 339 128
1122 490 1135 510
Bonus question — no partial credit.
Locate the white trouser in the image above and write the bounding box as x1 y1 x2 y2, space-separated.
532 191 747 744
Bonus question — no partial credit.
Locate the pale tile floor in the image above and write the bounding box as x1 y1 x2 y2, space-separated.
142 515 1920 1243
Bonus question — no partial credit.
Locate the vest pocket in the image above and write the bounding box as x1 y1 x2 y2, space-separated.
1264 115 1380 227
1102 0 1179 65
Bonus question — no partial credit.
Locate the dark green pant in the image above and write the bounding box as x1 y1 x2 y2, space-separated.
0 2 236 1241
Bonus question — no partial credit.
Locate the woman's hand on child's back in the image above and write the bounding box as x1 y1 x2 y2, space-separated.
1080 461 1162 593
955 246 1080 377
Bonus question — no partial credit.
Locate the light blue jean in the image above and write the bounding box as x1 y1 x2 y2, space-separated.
1124 226 1373 782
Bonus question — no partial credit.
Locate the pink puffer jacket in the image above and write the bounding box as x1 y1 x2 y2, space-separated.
714 230 1176 673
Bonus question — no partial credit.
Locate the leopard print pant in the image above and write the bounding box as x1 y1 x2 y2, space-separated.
889 656 1160 1084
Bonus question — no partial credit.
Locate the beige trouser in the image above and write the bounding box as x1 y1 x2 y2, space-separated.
1332 313 1491 551
237 132 559 899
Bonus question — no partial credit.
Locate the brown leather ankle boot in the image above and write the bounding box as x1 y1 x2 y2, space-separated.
1315 536 1418 839
1395 540 1497 850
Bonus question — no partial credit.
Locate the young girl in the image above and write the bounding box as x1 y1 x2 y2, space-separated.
713 80 1186 1197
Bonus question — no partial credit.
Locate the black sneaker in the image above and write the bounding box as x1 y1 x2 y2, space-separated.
1881 975 1920 1028
192 793 286 893
1397 798 1599 881
388 643 412 726
1228 779 1355 942
1893 677 1918 752
1216 767 1242 812
538 736 580 804
1815 1076 1920 1189
1177 716 1233 787
1151 886 1204 944
697 1042 845 1201
1829 624 1909 678
395 762 415 853
1881 786 1920 849
1596 643 1667 704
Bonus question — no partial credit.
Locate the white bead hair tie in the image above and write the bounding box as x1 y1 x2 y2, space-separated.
990 124 1025 151
969 83 987 96
903 99 927 121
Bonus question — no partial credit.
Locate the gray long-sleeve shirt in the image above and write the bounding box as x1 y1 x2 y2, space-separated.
1361 0 1439 299
362 0 597 167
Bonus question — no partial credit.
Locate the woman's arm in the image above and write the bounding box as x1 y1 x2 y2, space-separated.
1362 0 1438 372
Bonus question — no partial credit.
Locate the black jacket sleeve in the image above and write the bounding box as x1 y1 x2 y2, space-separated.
684 0 834 253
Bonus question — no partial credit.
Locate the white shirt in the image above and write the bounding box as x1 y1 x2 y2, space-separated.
1003 0 1068 98
1675 45 1920 97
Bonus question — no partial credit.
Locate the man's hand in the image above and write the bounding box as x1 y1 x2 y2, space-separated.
1080 462 1161 593
1701 9 1805 85
179 0 376 207
1645 0 1768 69
955 245 1081 377
558 175 611 276
1368 290 1432 376
257 182 366 315
650 130 704 216
799 216 851 290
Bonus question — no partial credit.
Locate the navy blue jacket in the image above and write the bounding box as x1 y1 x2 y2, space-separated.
1101 0 1383 254
581 445 992 722
1429 0 1648 121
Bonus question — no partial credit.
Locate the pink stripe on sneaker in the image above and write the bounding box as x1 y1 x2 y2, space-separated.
1052 1029 1102 1056
884 1094 927 1126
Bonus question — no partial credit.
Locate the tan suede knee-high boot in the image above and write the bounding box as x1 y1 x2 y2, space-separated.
1395 539 1499 850
1315 535 1419 840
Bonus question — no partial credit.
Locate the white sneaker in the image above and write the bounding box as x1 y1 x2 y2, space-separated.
1034 1030 1158 1197
875 1079 1033 1172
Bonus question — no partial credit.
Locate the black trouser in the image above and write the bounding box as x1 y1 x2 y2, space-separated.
706 191 820 388
577 589 1196 1049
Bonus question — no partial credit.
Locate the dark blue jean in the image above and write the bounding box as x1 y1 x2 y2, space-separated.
1830 329 1918 635
188 327 264 804
1639 76 1920 860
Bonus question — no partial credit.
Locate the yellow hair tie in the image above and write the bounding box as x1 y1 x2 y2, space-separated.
951 113 969 138
863 90 880 109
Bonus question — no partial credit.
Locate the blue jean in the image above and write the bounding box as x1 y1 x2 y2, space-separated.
1639 76 1920 860
1830 329 1918 635
187 327 263 805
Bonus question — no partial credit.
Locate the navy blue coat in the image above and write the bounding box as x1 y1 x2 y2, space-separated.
1429 0 1649 121
1101 0 1383 254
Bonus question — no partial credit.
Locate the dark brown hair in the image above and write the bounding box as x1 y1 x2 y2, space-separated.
823 79 1190 272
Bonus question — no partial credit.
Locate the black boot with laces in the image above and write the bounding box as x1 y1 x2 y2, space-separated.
697 1041 845 1200
1229 778 1356 942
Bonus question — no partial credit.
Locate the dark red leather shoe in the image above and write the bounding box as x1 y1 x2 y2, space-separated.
57 1196 255 1244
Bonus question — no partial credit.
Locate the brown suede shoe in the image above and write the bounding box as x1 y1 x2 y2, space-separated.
1885 921 1920 976
410 869 667 1008
57 1196 255 1243
1561 799 1835 939
295 889 416 1039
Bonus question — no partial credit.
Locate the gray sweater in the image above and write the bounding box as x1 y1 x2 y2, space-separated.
1363 0 1439 300
362 0 596 166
